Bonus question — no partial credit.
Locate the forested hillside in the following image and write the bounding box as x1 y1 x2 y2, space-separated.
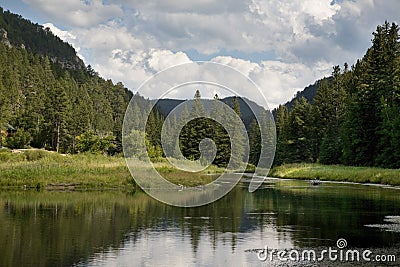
0 8 138 154
275 21 400 168
0 38 137 153
0 7 84 69
0 8 265 164
275 77 333 114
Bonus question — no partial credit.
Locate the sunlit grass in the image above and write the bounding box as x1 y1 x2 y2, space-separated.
0 150 133 189
269 163 400 186
0 149 225 189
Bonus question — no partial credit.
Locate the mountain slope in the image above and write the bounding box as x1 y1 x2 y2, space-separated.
0 7 136 154
0 7 84 70
282 77 332 110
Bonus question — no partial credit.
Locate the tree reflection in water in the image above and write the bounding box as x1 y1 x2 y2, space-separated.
1 180 400 266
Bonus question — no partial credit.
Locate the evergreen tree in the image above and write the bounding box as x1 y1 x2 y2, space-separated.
258 110 275 169
180 90 208 161
51 82 72 153
248 119 261 165
285 97 314 163
145 103 163 149
274 105 289 165
229 96 246 168
375 22 400 167
313 66 346 164
210 94 230 166
0 79 10 130
70 85 92 152
232 96 241 117
342 22 399 166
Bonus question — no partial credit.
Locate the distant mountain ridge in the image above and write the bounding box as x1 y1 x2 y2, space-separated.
154 77 335 123
154 96 267 128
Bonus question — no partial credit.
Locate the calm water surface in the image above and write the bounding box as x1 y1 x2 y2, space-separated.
1 179 400 266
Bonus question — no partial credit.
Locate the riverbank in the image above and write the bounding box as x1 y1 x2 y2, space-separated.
269 163 400 186
0 149 132 190
2 149 400 189
0 149 223 189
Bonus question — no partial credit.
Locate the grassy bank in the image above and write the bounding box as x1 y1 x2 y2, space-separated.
269 163 400 186
6 149 398 189
0 149 133 189
0 149 224 189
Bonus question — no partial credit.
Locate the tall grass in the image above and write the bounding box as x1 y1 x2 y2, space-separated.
0 149 225 189
0 149 133 189
269 163 400 186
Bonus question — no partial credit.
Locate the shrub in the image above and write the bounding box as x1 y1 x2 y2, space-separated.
5 129 31 149
75 131 116 155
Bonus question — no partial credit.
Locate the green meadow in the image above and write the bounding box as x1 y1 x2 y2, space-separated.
0 149 224 189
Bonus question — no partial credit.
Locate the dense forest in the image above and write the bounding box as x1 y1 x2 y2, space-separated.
275 21 400 168
1 7 399 169
0 8 136 154
123 90 274 169
0 38 136 154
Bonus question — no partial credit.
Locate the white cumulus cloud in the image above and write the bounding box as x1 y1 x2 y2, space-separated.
17 0 400 108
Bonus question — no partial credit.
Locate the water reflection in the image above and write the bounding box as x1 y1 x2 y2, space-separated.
1 180 400 266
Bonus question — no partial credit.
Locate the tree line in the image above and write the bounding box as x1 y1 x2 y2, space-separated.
125 90 274 169
274 21 400 168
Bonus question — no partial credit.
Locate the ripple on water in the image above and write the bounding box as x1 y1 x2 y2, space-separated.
365 215 400 233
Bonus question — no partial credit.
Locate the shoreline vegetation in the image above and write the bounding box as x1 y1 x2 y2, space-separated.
269 164 400 186
0 148 224 189
1 148 399 190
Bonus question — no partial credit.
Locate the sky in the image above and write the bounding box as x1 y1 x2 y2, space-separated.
0 0 399 108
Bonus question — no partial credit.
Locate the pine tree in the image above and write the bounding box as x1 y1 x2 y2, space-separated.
168 113 181 158
285 97 314 163
52 82 72 153
258 110 275 170
70 85 92 152
19 65 46 148
232 96 241 117
0 80 11 131
274 105 289 165
210 94 230 167
180 90 208 161
342 22 399 166
229 96 246 168
313 67 346 164
375 22 400 167
190 89 206 117
248 119 261 165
